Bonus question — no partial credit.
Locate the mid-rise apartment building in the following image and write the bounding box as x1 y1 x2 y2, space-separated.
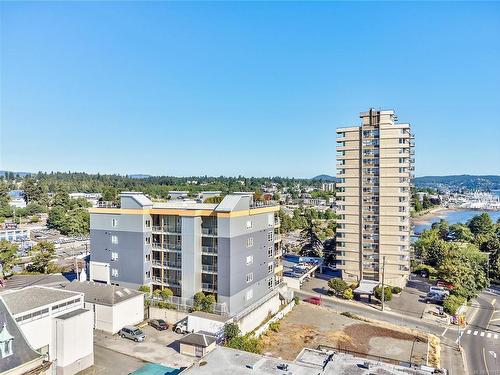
335 109 414 287
89 192 283 316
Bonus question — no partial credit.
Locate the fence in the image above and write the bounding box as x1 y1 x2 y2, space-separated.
253 300 295 337
148 295 228 316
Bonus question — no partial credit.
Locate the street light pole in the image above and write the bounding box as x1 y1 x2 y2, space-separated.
381 256 386 312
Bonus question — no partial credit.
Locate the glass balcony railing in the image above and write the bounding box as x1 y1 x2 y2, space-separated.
201 246 218 255
201 264 218 273
201 227 218 236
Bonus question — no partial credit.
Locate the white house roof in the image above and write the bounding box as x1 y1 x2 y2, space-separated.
62 281 143 306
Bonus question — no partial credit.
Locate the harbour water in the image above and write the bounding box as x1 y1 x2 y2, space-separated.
414 209 500 234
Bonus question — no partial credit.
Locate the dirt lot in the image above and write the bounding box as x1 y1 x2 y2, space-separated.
261 303 428 365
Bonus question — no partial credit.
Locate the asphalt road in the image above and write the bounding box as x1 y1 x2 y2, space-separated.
461 286 500 375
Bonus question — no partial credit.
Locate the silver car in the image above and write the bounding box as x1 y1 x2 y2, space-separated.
118 326 146 342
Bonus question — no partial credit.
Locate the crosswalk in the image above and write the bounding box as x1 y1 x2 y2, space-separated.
464 329 499 340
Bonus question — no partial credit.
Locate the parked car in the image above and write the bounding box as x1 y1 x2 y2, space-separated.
303 296 321 305
436 280 455 290
425 292 445 304
148 319 168 331
429 286 450 296
118 326 146 342
173 319 189 334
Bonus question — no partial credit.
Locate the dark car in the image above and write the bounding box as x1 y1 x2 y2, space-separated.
149 319 168 331
425 292 445 304
303 296 321 305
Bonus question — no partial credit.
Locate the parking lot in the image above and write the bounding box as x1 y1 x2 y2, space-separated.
387 275 431 318
94 324 195 370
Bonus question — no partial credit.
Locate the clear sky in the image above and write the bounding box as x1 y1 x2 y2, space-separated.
1 1 499 178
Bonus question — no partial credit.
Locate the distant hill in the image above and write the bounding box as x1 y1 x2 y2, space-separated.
312 174 336 182
415 175 500 190
128 174 152 179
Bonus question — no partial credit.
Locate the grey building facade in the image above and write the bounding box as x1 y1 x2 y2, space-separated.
89 192 283 316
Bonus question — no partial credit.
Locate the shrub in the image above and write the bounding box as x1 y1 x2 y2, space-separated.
201 294 216 313
157 301 175 309
160 288 174 300
340 311 358 319
443 295 466 316
224 323 241 341
193 292 205 311
391 286 402 294
226 335 262 354
349 281 359 290
328 277 348 296
138 285 151 293
293 296 300 305
269 321 280 332
342 288 354 300
374 286 393 302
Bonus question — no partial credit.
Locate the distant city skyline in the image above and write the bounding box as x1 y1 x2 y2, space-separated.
1 2 499 177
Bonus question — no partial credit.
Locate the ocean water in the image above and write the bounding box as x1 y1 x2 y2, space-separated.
414 210 500 234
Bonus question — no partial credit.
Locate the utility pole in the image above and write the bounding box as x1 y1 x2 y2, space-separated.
381 256 386 312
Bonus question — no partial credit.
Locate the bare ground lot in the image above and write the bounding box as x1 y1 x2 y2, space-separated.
261 303 428 365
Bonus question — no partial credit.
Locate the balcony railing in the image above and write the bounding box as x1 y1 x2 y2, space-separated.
151 277 181 287
201 264 218 273
152 225 182 234
202 283 217 292
152 243 182 251
201 246 218 255
201 227 218 236
274 234 282 243
274 217 281 227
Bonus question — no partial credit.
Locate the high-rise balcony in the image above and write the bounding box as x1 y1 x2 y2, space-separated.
152 225 182 234
202 283 217 293
201 264 218 274
201 246 218 255
274 234 282 243
201 227 218 236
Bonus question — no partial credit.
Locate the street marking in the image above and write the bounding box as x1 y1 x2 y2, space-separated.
487 333 492 338
466 330 471 334
483 348 490 375
492 299 496 306
441 327 448 337
490 351 497 359
494 334 498 339
480 332 485 337
474 331 478 335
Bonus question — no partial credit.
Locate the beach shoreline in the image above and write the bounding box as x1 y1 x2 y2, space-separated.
411 207 456 225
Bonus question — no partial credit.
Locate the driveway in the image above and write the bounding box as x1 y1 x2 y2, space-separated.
387 275 430 318
94 325 195 370
81 344 145 374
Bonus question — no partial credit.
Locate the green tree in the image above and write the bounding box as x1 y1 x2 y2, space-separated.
193 291 205 311
443 295 466 316
201 294 216 313
224 323 241 341
449 224 474 243
0 240 18 277
29 241 56 273
138 285 151 293
468 213 494 236
328 277 348 296
431 219 449 240
299 219 323 257
160 288 173 299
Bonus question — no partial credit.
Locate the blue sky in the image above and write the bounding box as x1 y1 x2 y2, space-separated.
1 1 499 178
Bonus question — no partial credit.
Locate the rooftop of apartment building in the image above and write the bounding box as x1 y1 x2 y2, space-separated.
61 281 143 307
181 346 434 375
91 191 278 213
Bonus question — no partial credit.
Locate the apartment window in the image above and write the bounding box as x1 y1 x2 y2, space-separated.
145 236 151 245
268 278 273 290
111 235 118 244
268 262 274 274
145 254 150 261
111 252 118 261
399 167 407 173
145 271 150 279
246 255 254 265
246 237 254 248
399 158 407 163
145 219 151 228
268 246 273 258
246 289 253 301
268 214 274 227
246 220 253 229
246 273 254 283
399 138 406 144
111 268 119 277
112 218 118 227
267 231 273 242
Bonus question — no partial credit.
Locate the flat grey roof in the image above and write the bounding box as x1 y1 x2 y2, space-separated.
55 308 89 320
182 347 434 375
179 333 217 347
0 286 82 315
153 201 218 210
62 281 143 306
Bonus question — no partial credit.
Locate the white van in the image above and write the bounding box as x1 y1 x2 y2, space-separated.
429 286 450 296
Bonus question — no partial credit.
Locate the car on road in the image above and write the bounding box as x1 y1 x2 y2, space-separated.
148 319 168 331
303 296 321 305
118 326 146 342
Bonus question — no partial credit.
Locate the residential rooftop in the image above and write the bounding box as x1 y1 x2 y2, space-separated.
61 281 143 306
0 286 82 315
